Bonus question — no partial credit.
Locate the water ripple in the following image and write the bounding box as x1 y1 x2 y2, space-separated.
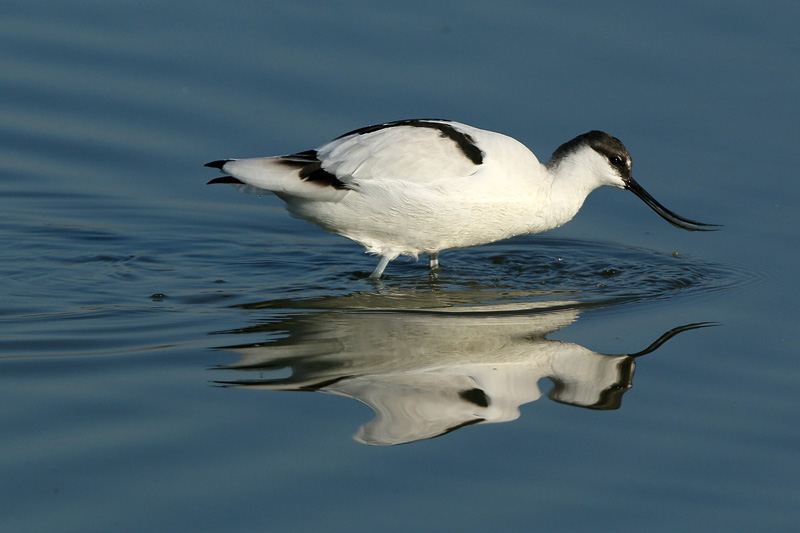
233 237 757 311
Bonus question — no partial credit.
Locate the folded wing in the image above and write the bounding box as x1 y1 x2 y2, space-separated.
206 119 487 201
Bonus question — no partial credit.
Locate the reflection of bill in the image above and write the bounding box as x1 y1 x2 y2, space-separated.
213 304 713 446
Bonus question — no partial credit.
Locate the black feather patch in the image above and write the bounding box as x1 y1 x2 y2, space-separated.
278 150 349 190
335 119 485 165
204 159 232 169
207 176 244 185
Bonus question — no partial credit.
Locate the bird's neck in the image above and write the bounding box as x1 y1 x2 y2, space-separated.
545 160 605 227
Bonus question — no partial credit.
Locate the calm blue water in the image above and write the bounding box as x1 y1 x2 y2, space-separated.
2 1 799 531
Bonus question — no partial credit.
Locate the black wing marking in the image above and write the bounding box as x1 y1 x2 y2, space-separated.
335 119 484 165
204 159 233 170
207 176 244 185
277 150 349 190
204 151 349 190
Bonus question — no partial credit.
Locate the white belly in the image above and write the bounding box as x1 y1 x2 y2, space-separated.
284 179 560 259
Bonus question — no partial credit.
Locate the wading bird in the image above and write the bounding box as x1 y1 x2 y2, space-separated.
207 119 717 278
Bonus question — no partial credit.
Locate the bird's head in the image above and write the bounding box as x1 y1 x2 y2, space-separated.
547 131 719 231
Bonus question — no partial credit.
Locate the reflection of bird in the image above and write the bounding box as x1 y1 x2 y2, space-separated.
213 301 714 445
206 119 718 278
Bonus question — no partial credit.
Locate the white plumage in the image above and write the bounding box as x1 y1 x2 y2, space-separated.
207 119 717 278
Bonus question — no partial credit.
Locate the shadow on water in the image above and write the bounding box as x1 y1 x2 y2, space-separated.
207 238 732 445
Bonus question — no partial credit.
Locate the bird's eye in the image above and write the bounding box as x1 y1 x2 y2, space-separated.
609 155 623 167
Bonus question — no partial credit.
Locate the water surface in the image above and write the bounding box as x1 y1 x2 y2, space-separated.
2 1 799 531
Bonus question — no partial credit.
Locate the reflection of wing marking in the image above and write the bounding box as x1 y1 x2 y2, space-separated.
330 374 489 446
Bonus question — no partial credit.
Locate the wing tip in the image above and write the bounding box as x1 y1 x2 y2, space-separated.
207 176 245 185
204 159 233 170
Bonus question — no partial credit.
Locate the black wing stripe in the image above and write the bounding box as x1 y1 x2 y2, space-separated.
204 159 233 169
207 176 244 185
277 150 349 190
335 119 484 165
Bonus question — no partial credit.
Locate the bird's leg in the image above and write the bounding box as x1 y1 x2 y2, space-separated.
370 256 391 279
429 252 440 271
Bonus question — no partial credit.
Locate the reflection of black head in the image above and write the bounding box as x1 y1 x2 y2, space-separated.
548 322 718 410
548 358 635 410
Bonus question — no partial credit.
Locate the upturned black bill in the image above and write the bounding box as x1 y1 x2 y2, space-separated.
626 178 720 232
